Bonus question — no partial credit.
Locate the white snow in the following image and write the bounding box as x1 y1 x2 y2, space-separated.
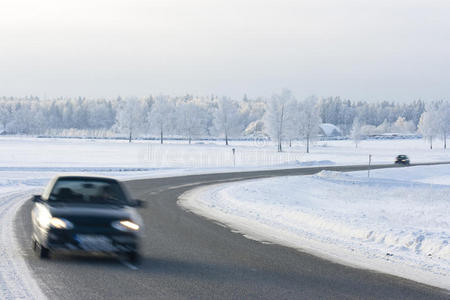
179 165 450 290
0 188 47 299
0 136 449 297
1 136 449 170
319 123 342 136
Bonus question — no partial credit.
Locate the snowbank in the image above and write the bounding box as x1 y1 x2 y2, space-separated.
0 188 47 299
179 165 450 289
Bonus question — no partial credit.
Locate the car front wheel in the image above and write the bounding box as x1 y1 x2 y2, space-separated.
34 240 50 259
126 251 140 263
32 239 37 252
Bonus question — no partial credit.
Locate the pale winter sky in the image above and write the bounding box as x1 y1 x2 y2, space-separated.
1 0 449 102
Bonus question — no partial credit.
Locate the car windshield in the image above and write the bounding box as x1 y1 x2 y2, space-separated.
49 178 128 205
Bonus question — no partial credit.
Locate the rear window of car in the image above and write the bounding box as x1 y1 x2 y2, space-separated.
49 178 128 205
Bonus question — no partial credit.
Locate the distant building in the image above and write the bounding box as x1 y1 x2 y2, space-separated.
244 120 265 137
319 123 342 137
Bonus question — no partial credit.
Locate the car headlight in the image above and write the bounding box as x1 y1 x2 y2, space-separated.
50 217 74 230
112 220 140 231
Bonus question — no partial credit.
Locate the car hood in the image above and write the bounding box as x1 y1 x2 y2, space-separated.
48 204 137 221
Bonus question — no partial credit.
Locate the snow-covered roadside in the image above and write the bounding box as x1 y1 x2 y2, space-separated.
0 188 47 299
179 165 450 290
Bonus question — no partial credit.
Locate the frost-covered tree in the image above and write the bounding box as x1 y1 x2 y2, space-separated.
5 101 45 134
360 124 377 136
114 97 144 142
7 103 27 133
350 117 362 148
284 100 299 148
418 110 439 149
47 101 63 129
264 89 294 152
141 96 154 132
436 101 450 149
0 93 437 140
0 102 13 132
176 101 207 144
375 119 390 134
88 100 116 130
72 98 90 129
403 99 425 127
392 116 415 133
297 96 322 153
212 97 244 145
149 95 175 144
62 101 74 129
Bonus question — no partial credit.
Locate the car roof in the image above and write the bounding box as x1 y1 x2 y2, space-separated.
52 174 119 182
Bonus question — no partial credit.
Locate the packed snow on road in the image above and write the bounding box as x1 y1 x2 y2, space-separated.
180 165 450 289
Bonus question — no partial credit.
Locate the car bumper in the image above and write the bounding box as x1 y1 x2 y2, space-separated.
46 229 139 253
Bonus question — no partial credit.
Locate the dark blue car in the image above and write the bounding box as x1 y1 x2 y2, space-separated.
31 175 144 262
395 155 410 165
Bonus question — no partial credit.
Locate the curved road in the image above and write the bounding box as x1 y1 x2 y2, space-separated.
17 163 449 299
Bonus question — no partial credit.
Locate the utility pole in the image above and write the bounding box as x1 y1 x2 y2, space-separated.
232 148 236 167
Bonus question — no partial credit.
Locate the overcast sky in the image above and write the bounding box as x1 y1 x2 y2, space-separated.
1 0 450 102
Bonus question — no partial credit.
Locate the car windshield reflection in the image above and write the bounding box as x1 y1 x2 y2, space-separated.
48 178 128 205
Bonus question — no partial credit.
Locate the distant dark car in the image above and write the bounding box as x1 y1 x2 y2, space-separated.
31 175 144 262
395 155 410 165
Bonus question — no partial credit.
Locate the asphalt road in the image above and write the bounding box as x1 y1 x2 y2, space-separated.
16 163 449 299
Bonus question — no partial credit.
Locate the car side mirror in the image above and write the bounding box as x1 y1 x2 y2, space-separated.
32 195 42 203
132 199 146 208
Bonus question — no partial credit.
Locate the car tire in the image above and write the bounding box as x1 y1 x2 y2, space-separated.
32 239 37 252
38 243 50 259
126 251 140 263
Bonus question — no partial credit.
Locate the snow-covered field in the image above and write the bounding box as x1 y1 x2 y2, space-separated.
0 136 449 298
180 165 450 289
1 136 449 170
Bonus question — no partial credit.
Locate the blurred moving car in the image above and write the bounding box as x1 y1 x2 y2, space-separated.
31 175 144 262
395 154 410 165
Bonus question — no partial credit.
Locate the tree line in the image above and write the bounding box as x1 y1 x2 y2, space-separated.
0 92 448 151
